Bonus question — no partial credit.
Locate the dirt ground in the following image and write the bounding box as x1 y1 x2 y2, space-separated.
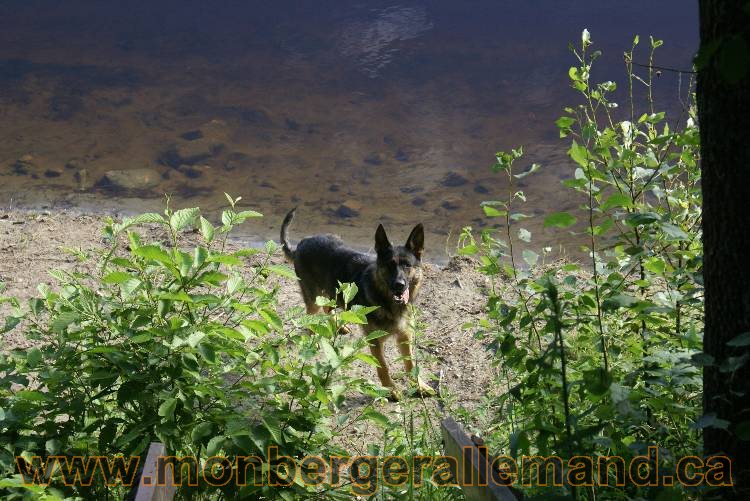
0 208 499 451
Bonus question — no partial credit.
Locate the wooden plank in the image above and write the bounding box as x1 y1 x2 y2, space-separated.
441 417 522 501
131 442 176 501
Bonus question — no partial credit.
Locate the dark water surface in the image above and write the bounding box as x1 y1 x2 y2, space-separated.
0 1 698 261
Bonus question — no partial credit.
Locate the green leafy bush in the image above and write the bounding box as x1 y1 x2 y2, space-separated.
0 196 414 499
460 33 704 498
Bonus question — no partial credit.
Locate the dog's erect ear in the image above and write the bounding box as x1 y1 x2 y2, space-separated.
375 224 392 255
405 223 424 259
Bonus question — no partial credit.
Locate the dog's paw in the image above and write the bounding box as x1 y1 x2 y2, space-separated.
388 388 403 402
415 378 436 398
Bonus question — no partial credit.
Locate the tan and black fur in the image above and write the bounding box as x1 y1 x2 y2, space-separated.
280 208 433 399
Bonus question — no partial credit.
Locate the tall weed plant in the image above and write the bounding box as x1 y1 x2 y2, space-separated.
460 32 704 498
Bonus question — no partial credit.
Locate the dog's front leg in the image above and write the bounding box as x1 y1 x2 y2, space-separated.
369 338 400 400
395 331 434 397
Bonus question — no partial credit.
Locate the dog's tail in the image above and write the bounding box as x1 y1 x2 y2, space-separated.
280 207 297 261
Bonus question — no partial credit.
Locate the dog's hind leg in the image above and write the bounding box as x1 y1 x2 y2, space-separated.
300 284 322 314
395 331 435 397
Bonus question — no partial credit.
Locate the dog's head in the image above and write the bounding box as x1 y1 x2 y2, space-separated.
374 223 424 305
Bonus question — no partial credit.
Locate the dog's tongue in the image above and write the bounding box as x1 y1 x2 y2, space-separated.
399 288 409 304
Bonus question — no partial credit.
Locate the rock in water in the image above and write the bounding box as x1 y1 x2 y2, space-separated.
441 172 468 188
101 168 161 191
12 154 36 175
160 138 223 167
333 201 361 219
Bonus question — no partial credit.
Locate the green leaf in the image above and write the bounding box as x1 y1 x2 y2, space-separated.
103 271 134 284
660 223 689 240
340 310 368 325
522 250 538 267
555 116 575 129
355 353 381 367
365 330 390 342
236 210 263 221
113 213 166 234
187 331 206 348
259 309 282 331
459 244 478 255
194 246 208 268
129 333 153 344
170 208 199 232
198 343 216 363
226 275 243 294
2 315 21 334
26 348 42 367
221 210 234 227
207 436 226 456
158 398 177 419
242 319 270 335
513 163 541 179
363 409 390 427
482 206 506 218
340 283 358 305
121 278 142 296
266 264 297 280
510 212 531 221
197 271 228 286
320 339 340 367
208 254 243 266
17 390 48 401
262 416 282 445
199 216 215 243
600 193 633 211
626 212 660 226
544 212 577 228
568 141 589 168
28 297 44 316
191 422 213 443
644 257 666 275
159 291 193 302
584 368 612 396
52 312 79 333
133 245 173 266
602 294 638 310
592 218 614 236
510 430 530 457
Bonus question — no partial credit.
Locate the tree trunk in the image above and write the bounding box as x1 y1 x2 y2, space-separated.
698 1 750 497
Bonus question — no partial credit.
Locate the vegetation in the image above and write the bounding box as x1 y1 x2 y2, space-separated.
459 32 707 498
0 195 457 499
0 32 722 500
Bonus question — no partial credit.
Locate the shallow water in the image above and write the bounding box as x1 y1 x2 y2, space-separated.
0 1 697 262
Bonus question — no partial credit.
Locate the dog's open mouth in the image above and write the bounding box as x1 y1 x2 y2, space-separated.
393 288 410 304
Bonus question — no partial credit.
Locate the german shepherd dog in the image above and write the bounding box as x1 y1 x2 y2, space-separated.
280 208 434 400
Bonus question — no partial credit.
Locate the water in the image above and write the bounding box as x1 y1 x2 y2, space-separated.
0 1 698 262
